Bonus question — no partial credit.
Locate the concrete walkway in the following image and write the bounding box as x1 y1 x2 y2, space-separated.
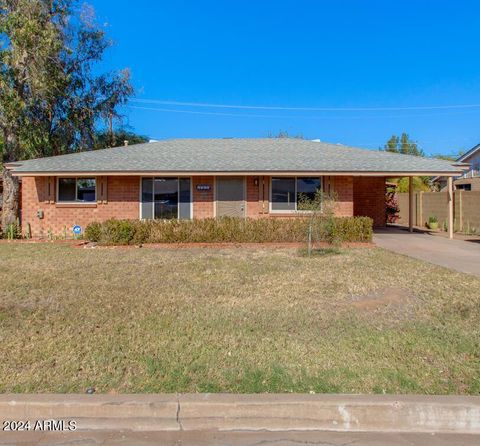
374 227 480 277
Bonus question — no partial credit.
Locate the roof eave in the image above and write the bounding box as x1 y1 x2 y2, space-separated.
4 162 22 170
10 170 465 177
457 144 480 162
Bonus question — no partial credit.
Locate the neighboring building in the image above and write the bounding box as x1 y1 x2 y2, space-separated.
434 143 480 191
6 138 463 238
455 143 480 191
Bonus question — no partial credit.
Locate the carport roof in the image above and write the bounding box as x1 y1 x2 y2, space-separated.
7 138 466 176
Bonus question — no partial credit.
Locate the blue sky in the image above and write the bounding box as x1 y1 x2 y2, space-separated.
92 0 480 156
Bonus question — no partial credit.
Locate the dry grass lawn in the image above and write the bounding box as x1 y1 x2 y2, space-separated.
0 242 479 394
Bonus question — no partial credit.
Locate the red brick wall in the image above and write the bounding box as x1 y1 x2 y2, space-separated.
246 175 354 218
246 176 270 217
328 176 354 217
192 176 215 218
22 176 140 237
21 174 385 237
353 177 386 226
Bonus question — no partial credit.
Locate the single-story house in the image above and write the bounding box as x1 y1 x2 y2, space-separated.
6 138 465 238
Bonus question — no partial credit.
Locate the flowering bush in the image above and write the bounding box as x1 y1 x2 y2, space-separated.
386 191 400 223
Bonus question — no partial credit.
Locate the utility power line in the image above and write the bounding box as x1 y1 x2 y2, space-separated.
128 105 292 119
127 105 480 120
130 98 480 112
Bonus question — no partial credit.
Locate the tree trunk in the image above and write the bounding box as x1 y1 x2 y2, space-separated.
1 166 20 233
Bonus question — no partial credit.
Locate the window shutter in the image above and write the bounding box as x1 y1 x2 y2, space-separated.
45 177 55 203
97 176 108 203
324 176 332 195
259 176 269 214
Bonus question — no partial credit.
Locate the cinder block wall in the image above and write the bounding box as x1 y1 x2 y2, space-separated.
398 191 480 231
353 177 386 226
21 176 140 237
398 191 450 228
461 192 480 230
421 192 449 227
397 193 410 225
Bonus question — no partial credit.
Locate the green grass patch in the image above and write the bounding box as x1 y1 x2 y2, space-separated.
0 243 479 394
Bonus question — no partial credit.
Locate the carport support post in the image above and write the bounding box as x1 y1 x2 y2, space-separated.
447 176 454 239
408 177 414 233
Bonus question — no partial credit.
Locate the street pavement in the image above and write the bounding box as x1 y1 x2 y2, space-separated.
2 430 480 446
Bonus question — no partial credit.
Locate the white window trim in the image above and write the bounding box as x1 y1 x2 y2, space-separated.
139 176 193 220
57 177 97 203
269 176 323 214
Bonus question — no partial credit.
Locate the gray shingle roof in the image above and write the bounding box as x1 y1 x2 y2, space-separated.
10 138 463 174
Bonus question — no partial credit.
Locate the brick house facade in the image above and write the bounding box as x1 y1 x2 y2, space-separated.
20 173 386 237
21 176 140 237
8 138 462 238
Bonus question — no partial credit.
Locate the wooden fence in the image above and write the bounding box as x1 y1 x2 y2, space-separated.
397 191 480 233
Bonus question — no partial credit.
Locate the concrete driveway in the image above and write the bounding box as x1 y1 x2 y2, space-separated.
374 227 480 277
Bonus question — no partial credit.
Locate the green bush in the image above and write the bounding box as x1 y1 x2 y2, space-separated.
84 221 102 242
331 216 373 242
102 219 136 244
85 216 373 245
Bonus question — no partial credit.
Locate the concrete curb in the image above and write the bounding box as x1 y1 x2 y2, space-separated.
1 394 480 434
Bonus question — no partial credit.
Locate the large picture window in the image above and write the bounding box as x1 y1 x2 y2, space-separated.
270 177 322 212
141 177 191 220
58 178 96 202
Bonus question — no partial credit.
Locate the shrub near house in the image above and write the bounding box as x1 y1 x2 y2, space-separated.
85 216 373 245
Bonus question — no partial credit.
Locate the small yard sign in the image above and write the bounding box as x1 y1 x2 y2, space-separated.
72 225 82 235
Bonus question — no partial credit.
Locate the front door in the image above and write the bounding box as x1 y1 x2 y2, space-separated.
216 177 245 217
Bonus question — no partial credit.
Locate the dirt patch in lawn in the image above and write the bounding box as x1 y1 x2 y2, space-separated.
350 287 420 325
352 287 415 311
